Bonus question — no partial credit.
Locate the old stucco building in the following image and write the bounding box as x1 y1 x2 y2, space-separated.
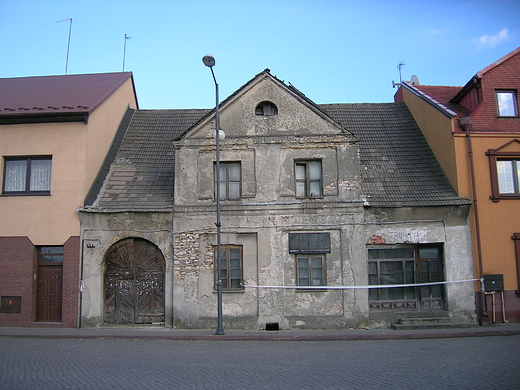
79 70 475 329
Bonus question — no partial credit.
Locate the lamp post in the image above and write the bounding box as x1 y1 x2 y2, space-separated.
202 54 224 335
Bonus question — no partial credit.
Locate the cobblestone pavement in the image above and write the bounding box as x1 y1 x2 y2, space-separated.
1 336 519 389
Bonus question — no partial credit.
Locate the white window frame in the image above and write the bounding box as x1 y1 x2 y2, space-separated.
497 91 517 117
215 161 241 200
295 160 323 198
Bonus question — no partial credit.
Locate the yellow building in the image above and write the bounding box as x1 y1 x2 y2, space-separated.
395 47 520 323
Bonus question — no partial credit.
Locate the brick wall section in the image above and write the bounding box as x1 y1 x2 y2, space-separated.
0 236 80 328
0 236 35 326
471 52 520 132
62 236 80 328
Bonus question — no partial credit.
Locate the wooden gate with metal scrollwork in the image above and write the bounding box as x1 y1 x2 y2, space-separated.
104 238 165 325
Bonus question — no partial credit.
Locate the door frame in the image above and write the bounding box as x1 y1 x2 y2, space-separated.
36 246 64 322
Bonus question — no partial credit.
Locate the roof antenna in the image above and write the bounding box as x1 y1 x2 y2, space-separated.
393 61 405 88
56 18 72 75
397 61 405 83
123 34 132 72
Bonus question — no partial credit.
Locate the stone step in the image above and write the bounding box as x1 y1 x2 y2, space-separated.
398 317 465 325
391 317 476 330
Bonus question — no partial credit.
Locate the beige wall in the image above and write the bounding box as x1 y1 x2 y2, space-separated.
400 88 460 192
84 78 137 190
0 77 137 245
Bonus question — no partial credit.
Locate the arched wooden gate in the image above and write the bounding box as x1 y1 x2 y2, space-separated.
104 238 165 325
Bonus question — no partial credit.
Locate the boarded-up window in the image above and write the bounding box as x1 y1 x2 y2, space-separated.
289 233 331 254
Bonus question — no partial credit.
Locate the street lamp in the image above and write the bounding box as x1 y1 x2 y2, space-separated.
202 54 225 335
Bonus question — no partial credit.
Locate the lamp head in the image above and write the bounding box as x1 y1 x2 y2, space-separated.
202 55 215 67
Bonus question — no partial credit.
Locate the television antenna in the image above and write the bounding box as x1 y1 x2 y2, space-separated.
123 34 132 72
397 61 405 83
56 18 72 75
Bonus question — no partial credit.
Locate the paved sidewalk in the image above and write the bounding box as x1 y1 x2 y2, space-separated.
1 323 520 341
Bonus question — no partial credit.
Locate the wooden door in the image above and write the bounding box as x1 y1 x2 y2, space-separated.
104 238 165 325
37 265 63 322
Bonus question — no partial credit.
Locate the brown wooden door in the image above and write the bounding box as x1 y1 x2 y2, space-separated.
104 238 165 325
37 265 63 322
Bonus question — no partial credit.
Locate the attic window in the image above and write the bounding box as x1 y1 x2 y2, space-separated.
497 91 517 117
255 101 278 116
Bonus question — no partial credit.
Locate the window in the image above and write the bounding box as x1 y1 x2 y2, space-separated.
487 141 520 201
497 159 520 195
368 246 444 311
215 162 241 200
3 156 52 195
297 254 325 287
255 101 278 116
289 233 330 288
295 160 322 198
214 245 243 290
38 246 64 263
497 91 517 117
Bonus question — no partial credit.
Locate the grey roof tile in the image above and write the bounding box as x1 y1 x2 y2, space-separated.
85 102 470 212
320 102 471 207
86 109 210 212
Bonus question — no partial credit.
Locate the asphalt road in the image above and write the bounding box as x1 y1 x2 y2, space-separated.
1 336 519 389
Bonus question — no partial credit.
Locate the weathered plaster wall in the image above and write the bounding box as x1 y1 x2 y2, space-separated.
79 211 173 328
172 205 368 330
364 205 475 323
171 75 367 329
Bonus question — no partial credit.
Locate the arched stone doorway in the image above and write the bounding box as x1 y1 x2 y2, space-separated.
104 238 165 325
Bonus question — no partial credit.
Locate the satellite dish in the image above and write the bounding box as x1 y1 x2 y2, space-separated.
410 75 420 85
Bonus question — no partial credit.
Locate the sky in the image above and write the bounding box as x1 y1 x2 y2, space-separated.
1 0 519 109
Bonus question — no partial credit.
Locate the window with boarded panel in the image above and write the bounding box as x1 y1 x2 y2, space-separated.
289 233 331 254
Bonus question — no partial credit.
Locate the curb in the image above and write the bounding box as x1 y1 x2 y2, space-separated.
1 325 520 341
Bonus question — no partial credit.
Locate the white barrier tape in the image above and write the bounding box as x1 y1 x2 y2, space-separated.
242 278 480 290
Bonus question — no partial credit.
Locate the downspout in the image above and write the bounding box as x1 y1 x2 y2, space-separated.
463 124 487 323
79 236 85 329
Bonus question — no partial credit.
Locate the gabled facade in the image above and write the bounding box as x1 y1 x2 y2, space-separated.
80 70 474 330
0 72 138 327
395 47 520 323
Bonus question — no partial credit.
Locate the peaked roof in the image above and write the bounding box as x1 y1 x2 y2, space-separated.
399 47 520 118
401 83 471 118
321 103 470 207
84 101 469 212
185 69 345 139
0 72 136 124
84 108 210 212
476 46 520 77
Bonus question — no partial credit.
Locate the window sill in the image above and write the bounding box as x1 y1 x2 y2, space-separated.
492 194 520 202
296 287 328 292
1 192 51 197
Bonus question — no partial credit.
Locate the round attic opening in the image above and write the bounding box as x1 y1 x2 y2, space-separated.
255 101 278 116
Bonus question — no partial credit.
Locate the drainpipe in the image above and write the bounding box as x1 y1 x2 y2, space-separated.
79 237 85 329
461 118 487 323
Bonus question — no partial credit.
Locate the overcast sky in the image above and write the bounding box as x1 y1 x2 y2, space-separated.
1 0 519 109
